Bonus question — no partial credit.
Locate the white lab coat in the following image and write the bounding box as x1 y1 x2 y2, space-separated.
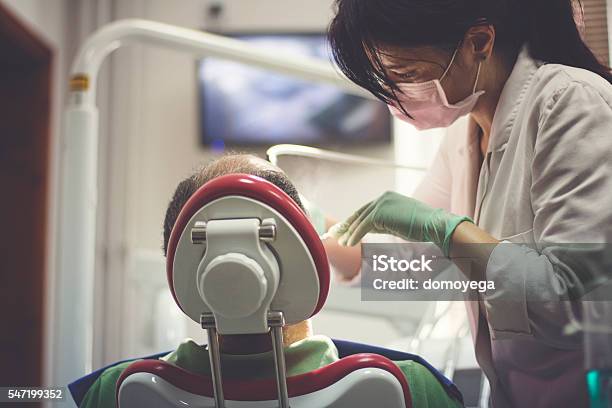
413 46 612 407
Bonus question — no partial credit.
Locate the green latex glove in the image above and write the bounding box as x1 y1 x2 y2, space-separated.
330 191 473 256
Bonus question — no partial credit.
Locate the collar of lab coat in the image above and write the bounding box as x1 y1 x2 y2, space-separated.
486 44 543 153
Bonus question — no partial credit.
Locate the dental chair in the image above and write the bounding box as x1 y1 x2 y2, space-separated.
114 173 412 408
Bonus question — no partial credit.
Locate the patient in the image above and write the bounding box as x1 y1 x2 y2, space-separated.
81 154 462 408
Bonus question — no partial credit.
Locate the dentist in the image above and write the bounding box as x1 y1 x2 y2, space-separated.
324 0 612 406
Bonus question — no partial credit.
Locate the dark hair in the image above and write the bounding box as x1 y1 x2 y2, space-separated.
328 0 612 104
162 154 304 256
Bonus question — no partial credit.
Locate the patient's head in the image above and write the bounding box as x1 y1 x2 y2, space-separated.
163 154 303 256
163 154 311 353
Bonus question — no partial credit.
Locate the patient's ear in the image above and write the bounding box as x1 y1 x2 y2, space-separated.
282 320 312 346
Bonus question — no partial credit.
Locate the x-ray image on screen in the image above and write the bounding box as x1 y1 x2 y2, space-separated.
198 34 391 146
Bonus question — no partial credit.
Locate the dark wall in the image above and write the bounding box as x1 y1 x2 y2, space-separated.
0 3 52 404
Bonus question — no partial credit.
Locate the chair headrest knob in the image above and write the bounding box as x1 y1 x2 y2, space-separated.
199 253 268 319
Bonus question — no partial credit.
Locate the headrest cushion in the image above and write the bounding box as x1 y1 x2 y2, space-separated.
166 173 330 318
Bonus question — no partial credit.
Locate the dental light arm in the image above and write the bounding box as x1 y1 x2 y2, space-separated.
55 19 369 388
267 144 427 171
69 19 373 103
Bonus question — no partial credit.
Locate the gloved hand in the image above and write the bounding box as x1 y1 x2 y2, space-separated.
329 191 473 256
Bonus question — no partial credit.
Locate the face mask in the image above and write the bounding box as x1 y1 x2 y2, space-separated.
388 46 485 130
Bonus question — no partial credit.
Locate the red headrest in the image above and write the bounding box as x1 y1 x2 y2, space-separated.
166 173 330 317
117 354 412 406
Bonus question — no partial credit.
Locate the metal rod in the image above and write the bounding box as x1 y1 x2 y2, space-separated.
201 313 225 408
267 144 427 171
191 221 276 244
268 311 290 408
191 221 207 244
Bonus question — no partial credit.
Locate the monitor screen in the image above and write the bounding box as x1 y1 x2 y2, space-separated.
198 33 392 147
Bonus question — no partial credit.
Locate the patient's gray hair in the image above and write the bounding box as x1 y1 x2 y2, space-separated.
162 154 303 256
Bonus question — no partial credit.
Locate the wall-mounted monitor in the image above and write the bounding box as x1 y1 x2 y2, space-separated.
198 33 391 147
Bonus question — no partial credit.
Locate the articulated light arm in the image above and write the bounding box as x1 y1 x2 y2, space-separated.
54 19 372 388
69 19 372 102
267 144 426 171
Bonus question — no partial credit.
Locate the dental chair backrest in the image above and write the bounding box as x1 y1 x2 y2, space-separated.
116 174 411 407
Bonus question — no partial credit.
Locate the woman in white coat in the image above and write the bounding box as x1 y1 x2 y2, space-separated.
323 0 612 406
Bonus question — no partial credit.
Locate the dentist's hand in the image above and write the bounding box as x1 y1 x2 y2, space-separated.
330 191 473 256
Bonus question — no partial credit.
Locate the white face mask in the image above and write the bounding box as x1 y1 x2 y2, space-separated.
388 46 485 130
